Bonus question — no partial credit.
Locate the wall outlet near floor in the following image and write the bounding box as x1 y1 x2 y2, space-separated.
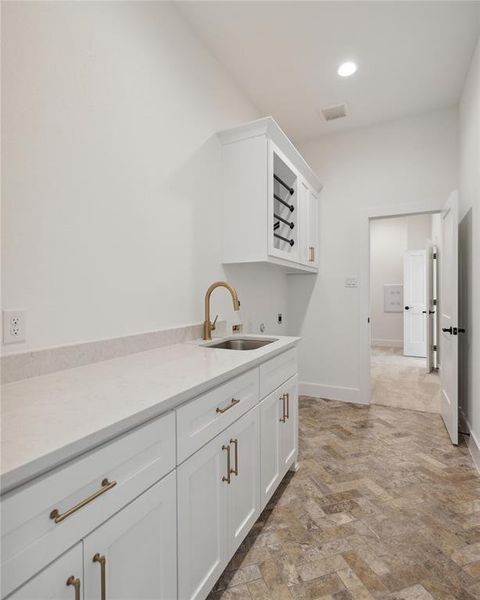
3 309 26 344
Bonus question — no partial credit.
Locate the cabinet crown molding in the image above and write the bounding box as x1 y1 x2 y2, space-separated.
217 116 322 193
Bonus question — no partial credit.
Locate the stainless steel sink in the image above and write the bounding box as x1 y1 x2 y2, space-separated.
205 338 275 350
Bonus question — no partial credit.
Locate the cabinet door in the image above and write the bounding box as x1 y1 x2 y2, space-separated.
259 389 282 509
83 471 176 600
7 544 83 600
299 181 319 268
177 433 228 600
227 407 260 556
280 375 299 473
307 190 319 268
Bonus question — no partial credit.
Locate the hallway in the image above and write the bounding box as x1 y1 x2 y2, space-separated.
209 398 480 600
371 346 441 414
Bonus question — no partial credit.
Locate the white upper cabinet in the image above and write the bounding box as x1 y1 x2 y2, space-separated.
218 117 322 273
299 181 319 268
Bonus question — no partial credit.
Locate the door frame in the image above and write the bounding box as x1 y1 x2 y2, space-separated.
359 199 444 405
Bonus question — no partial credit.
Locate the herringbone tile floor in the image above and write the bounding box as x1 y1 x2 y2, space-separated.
370 347 441 414
208 397 480 600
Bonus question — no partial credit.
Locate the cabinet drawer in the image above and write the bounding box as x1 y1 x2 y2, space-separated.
1 411 175 599
259 348 297 399
176 368 259 463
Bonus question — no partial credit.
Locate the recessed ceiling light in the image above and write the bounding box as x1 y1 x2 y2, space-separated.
337 61 358 77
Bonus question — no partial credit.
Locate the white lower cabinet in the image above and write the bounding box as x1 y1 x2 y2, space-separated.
7 544 83 600
84 471 177 600
7 474 177 600
280 375 298 472
259 389 282 508
226 408 260 556
177 407 260 600
177 430 227 600
260 375 298 508
3 349 298 600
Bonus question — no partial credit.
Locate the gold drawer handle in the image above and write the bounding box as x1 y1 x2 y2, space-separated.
222 444 231 484
285 393 290 419
230 438 239 476
280 395 286 423
66 575 81 600
216 398 240 414
50 478 117 523
93 553 107 600
309 246 315 262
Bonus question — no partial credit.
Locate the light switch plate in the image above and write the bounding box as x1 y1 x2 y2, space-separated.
3 309 26 344
345 277 359 288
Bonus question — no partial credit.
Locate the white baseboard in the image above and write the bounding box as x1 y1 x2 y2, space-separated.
459 408 480 474
371 338 403 348
299 382 366 405
468 432 480 473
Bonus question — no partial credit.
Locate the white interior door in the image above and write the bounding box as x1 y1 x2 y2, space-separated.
440 191 459 445
403 249 427 357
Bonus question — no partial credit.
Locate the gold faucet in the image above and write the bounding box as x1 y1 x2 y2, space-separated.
203 281 240 340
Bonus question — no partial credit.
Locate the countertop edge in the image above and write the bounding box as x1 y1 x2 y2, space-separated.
1 337 299 495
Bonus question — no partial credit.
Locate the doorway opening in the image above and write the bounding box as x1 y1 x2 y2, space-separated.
369 212 442 413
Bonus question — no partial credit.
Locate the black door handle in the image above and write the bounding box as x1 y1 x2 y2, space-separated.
458 328 466 334
442 327 453 334
405 306 410 310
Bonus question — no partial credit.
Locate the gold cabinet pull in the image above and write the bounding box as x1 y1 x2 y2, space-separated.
230 438 238 476
216 398 240 414
50 479 117 523
279 395 286 423
284 393 290 419
222 444 231 484
93 553 107 600
66 576 81 600
309 246 315 262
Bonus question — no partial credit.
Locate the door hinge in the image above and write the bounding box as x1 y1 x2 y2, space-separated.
433 252 437 259
433 344 437 351
367 317 370 323
433 299 437 306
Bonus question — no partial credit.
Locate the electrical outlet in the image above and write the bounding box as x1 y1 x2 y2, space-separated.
3 310 26 344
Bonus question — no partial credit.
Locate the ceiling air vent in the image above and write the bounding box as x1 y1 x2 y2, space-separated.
320 103 348 122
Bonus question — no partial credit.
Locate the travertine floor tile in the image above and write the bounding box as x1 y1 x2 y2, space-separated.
370 347 441 414
208 398 480 600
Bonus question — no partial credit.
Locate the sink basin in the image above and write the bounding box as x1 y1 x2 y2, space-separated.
205 338 276 351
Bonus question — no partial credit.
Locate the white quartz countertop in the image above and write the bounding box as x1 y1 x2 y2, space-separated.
1 335 299 494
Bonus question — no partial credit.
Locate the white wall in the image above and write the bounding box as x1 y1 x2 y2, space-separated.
458 36 480 468
288 108 458 403
369 214 432 347
1 1 289 353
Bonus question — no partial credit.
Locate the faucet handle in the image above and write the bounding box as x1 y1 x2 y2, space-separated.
211 315 218 331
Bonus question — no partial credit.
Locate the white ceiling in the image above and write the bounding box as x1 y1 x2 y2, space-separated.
176 1 480 142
